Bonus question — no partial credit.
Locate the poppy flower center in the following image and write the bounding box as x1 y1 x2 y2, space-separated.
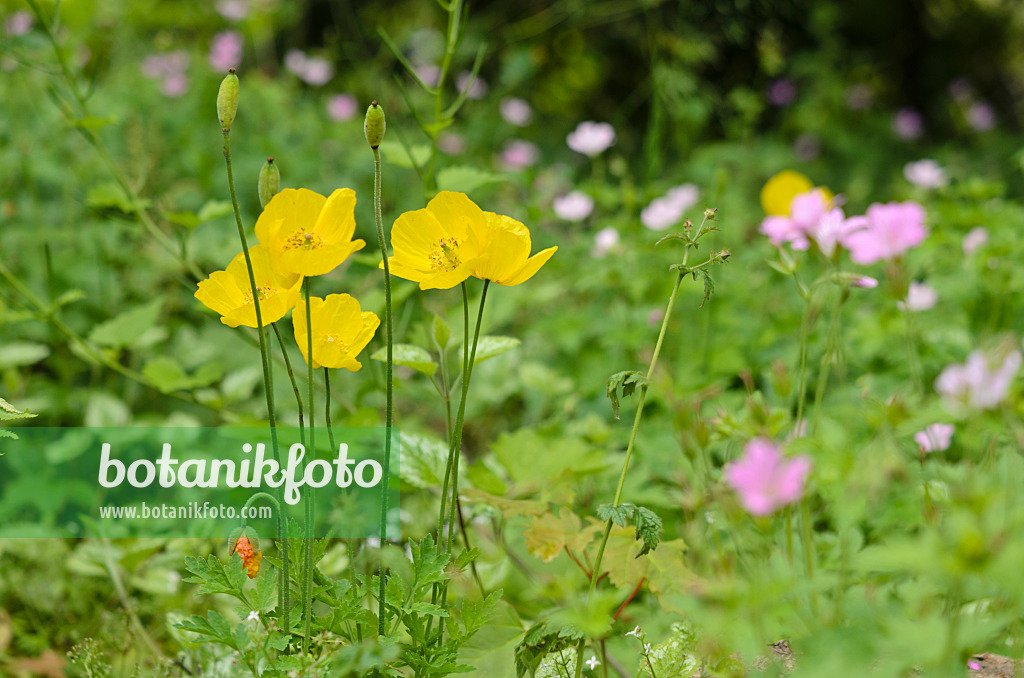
428 237 462 271
324 334 350 350
285 230 325 251
242 285 276 303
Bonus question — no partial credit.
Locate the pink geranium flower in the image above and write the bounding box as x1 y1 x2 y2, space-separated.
962 227 988 255
935 349 1021 412
843 201 927 265
914 423 954 453
725 438 811 516
760 190 865 257
209 31 243 71
553 191 594 222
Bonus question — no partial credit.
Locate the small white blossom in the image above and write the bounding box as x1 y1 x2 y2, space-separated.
626 625 642 638
247 609 260 622
585 656 601 670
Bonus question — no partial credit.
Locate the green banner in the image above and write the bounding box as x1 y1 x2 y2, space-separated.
0 427 398 539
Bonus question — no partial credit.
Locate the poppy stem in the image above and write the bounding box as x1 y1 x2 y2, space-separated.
302 279 315 654
272 323 305 444
222 129 291 641
371 145 395 638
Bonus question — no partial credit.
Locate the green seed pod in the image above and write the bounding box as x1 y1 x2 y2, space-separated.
364 100 386 149
258 157 280 208
217 69 240 131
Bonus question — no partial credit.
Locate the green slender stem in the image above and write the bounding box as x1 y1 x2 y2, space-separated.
448 283 489 554
371 146 395 637
222 130 290 638
576 266 687 678
302 280 315 654
272 324 305 437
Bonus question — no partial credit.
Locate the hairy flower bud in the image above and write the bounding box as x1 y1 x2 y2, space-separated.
258 157 280 209
364 101 386 149
217 68 240 131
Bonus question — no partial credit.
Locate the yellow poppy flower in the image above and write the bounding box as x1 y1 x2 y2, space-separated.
469 212 558 286
760 170 814 216
384 191 488 290
761 170 835 216
195 245 303 328
255 187 366 277
293 294 380 371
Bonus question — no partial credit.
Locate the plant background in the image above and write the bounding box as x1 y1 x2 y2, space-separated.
3 0 1024 675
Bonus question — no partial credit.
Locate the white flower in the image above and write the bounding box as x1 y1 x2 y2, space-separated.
567 121 616 157
246 609 260 622
553 191 594 222
592 227 619 258
626 625 642 638
644 643 652 653
585 656 601 670
640 183 700 231
897 281 938 312
903 159 948 189
500 97 532 126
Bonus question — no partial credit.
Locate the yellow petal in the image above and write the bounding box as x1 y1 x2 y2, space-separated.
314 188 357 243
471 224 530 284
426 191 487 241
501 246 558 286
255 188 326 244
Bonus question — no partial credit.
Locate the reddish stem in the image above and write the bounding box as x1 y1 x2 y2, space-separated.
613 577 647 620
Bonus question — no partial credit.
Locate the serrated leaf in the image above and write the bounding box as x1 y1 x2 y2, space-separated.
0 397 37 422
410 534 450 594
410 602 449 617
0 342 50 369
436 166 505 195
398 432 449 489
255 565 276 611
633 506 664 556
697 269 714 309
597 503 632 527
472 336 520 365
371 343 437 376
88 298 163 349
606 370 647 420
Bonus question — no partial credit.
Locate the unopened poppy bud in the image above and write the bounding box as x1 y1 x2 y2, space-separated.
217 69 240 131
364 101 386 149
258 157 280 208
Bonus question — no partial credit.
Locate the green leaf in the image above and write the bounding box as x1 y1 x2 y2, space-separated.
0 398 38 422
606 370 647 420
597 503 632 527
596 503 663 556
142 356 186 392
85 182 149 214
371 343 437 377
410 534 450 594
380 141 431 170
472 336 520 366
639 621 699 677
0 342 50 369
197 200 233 223
410 602 449 617
71 115 118 131
697 269 714 309
515 620 585 678
255 565 276 611
436 166 505 195
88 298 163 349
399 432 449 489
432 313 450 350
163 211 200 230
